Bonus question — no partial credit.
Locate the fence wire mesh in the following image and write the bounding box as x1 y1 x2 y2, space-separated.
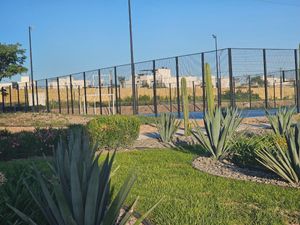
1 48 299 116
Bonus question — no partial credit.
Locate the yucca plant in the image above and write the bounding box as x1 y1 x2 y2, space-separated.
8 127 159 225
256 123 300 184
192 108 242 160
157 113 181 144
266 107 295 136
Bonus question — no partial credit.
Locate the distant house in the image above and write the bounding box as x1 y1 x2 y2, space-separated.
124 67 230 88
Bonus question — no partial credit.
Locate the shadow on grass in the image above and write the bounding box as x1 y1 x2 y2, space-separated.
172 143 209 156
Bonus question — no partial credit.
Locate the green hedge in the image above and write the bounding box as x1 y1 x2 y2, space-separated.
87 115 140 149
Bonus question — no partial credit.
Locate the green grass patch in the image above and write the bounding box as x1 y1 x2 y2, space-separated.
0 150 299 224
109 149 300 225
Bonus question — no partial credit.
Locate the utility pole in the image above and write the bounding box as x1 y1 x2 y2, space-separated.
29 26 35 111
128 0 137 114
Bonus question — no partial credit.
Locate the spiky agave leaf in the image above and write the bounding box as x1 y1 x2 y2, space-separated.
256 123 300 184
192 108 242 160
9 127 160 225
157 113 181 143
266 107 295 136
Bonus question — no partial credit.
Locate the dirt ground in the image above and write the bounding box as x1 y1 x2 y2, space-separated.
0 112 275 134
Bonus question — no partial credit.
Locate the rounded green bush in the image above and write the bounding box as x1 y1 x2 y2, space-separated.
87 115 140 149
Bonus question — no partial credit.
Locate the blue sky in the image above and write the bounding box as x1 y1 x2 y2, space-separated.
1 0 300 80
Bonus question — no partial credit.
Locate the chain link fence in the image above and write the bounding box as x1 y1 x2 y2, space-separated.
0 48 299 117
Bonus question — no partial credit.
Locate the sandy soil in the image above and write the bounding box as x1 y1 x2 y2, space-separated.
0 112 295 134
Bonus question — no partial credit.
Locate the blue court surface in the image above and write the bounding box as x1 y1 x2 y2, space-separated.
143 108 279 119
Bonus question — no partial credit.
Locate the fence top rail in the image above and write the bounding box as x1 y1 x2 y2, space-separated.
3 47 297 84
231 47 296 51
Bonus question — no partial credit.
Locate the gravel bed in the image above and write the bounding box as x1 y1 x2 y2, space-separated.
192 156 300 188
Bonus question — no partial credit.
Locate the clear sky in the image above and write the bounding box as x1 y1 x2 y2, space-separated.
1 0 300 80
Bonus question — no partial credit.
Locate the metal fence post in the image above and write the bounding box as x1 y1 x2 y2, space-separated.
25 82 29 112
70 75 74 114
233 77 236 106
201 53 206 112
280 73 283 101
31 80 35 112
35 81 39 111
83 72 88 115
294 49 300 112
273 79 276 108
228 48 234 108
66 85 69 114
78 86 81 114
248 75 252 109
136 84 139 114
118 85 121 114
192 81 196 111
294 81 297 106
98 69 102 115
45 79 50 113
263 49 268 109
1 87 5 112
169 83 172 112
175 57 180 118
57 77 61 113
17 83 20 110
114 66 119 114
9 85 12 110
153 60 158 117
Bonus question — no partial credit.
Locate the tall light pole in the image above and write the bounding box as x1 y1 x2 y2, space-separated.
212 34 221 107
128 0 137 114
29 26 35 111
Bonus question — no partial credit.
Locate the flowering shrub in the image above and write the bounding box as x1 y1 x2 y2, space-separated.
0 128 65 161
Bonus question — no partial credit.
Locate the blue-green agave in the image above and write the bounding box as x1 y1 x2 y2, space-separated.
192 108 242 160
266 107 295 136
256 123 300 184
157 113 181 144
8 127 160 225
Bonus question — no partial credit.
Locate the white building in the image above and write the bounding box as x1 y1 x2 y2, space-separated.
124 67 230 88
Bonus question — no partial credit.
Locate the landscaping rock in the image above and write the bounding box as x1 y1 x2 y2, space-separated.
192 156 300 188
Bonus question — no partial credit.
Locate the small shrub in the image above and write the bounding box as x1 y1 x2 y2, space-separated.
0 128 64 161
0 160 49 224
87 115 140 149
230 132 287 169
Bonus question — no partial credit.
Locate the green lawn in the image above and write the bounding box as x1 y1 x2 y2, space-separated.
1 149 299 225
109 149 300 225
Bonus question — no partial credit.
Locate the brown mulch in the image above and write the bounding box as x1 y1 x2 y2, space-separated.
192 156 300 188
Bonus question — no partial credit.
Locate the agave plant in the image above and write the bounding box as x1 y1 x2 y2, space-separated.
8 127 159 225
157 113 181 144
192 108 242 160
266 107 295 136
256 123 300 184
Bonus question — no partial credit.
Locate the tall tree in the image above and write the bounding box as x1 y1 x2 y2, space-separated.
0 43 27 81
